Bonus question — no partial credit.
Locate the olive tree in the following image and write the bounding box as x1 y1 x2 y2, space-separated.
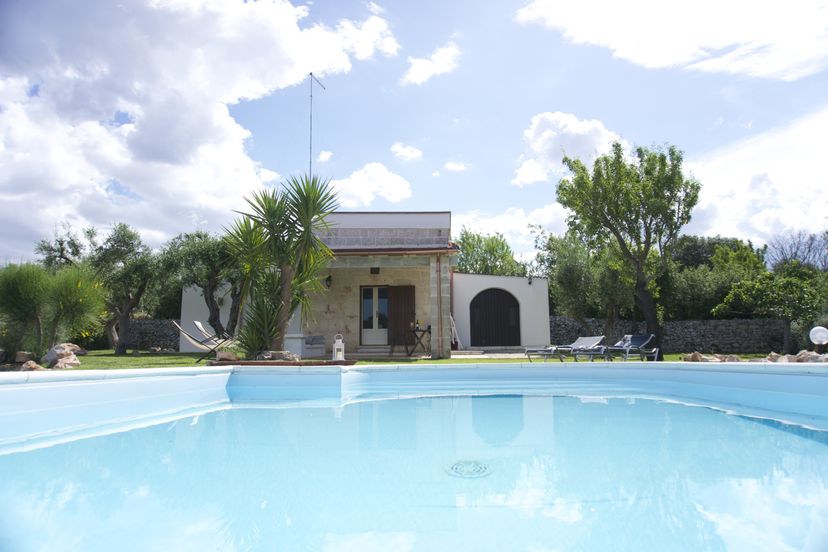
89 224 156 355
163 231 242 337
557 142 701 356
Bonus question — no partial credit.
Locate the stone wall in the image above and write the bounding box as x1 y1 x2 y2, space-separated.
125 319 180 351
305 265 431 353
550 316 787 354
321 227 449 249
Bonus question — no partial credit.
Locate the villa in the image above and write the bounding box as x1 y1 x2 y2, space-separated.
179 211 550 357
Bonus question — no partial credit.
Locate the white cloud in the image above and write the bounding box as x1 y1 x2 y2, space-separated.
454 203 569 258
366 2 385 16
338 15 399 60
684 104 828 244
693 471 828 552
400 41 461 85
516 0 828 81
511 112 623 186
390 142 423 161
330 162 411 207
512 159 548 187
0 0 399 260
317 150 332 163
444 161 467 172
431 171 440 177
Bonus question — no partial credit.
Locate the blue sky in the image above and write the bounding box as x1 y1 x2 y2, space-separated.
2 0 827 261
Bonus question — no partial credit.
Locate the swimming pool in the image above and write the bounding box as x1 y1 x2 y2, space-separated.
1 363 827 551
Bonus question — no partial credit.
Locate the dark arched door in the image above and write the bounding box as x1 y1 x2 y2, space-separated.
470 288 520 346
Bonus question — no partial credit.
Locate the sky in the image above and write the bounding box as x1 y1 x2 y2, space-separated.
2 0 828 263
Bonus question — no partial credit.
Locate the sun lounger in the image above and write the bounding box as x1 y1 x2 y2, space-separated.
526 335 605 362
173 321 235 363
194 321 236 345
605 334 658 361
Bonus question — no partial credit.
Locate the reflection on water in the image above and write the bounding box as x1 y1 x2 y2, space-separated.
472 394 524 445
1 396 827 551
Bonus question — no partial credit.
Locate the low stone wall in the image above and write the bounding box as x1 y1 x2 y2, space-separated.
550 317 787 354
125 319 180 351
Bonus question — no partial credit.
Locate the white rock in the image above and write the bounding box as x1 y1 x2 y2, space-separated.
21 360 46 371
52 354 80 369
41 344 85 368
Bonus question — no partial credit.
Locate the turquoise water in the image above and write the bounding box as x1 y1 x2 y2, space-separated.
1 395 827 551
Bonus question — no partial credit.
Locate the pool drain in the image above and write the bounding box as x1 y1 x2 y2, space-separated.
446 460 491 478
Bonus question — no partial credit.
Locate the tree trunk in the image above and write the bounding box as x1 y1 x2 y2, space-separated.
227 284 242 336
573 314 590 337
634 276 663 360
603 304 619 344
271 264 295 351
116 277 150 355
114 309 132 355
202 277 226 336
782 319 792 354
34 311 44 356
105 317 118 349
46 314 60 351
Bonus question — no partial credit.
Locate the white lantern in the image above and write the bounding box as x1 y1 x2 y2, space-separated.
332 333 345 361
810 326 828 346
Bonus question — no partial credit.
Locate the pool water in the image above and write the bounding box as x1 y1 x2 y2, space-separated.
1 395 827 551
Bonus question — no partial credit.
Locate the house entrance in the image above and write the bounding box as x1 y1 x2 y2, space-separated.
360 285 416 347
361 286 388 345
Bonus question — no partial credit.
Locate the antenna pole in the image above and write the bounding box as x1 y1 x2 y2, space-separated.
308 72 326 177
309 72 313 176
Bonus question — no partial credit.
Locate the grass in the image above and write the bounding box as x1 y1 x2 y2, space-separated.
69 350 769 370
75 350 207 370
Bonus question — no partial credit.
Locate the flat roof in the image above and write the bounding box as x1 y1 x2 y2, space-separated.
327 211 451 230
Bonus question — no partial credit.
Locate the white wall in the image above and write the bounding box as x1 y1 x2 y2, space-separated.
452 273 550 348
180 286 309 356
179 285 234 353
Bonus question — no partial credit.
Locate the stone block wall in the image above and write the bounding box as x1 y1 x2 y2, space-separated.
304 265 431 353
429 254 452 358
125 319 180 351
550 316 786 354
321 228 449 249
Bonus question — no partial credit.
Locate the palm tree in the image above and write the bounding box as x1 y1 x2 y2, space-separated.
225 175 337 354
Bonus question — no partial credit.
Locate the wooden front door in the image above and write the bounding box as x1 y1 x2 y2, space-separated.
470 288 520 346
388 285 415 347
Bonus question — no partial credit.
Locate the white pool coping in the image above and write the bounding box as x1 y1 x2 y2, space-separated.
1 360 827 386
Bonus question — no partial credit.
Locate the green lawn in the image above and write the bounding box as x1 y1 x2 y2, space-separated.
75 350 208 369
69 350 766 370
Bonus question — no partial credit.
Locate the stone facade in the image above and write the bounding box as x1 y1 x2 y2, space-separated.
429 254 453 358
125 319 180 351
550 316 787 354
304 263 431 354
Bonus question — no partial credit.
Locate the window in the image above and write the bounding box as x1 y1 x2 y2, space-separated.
362 287 373 329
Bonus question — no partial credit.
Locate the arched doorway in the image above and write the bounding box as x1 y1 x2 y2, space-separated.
470 288 520 346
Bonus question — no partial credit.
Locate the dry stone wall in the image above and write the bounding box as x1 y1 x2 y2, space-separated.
125 319 180 351
550 316 787 354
